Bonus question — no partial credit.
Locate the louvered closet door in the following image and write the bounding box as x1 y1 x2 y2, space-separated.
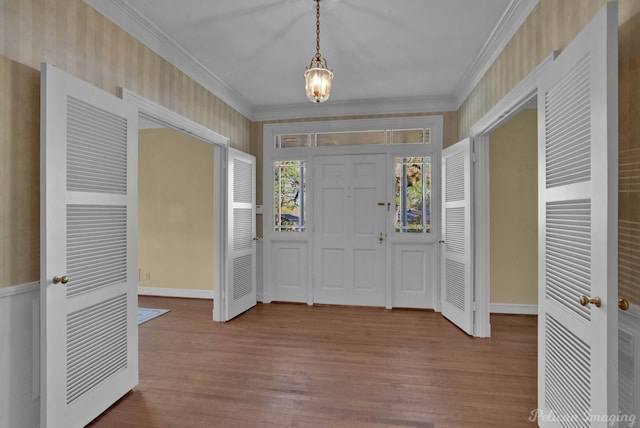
537 2 618 423
40 64 138 427
441 138 473 335
226 148 257 320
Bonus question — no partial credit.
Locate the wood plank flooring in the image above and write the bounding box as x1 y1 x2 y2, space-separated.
89 296 537 428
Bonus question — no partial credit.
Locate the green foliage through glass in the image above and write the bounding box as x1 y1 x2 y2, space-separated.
274 160 305 232
395 157 431 233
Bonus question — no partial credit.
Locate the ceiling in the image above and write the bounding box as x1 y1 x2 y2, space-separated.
85 0 538 121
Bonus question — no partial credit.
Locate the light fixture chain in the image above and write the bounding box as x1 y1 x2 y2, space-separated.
315 0 321 60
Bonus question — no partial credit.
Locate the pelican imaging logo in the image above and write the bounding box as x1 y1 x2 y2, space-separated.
529 409 636 426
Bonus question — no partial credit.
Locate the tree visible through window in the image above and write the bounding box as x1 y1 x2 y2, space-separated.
395 157 431 233
274 160 305 232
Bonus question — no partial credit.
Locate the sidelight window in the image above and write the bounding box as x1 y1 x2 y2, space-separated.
395 157 431 233
274 160 306 232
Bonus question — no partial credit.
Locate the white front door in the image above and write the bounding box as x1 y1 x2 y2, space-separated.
225 148 257 320
440 138 474 335
537 1 618 422
314 154 387 306
40 64 139 427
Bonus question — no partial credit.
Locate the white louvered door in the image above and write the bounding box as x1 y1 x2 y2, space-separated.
537 2 618 424
226 148 257 320
40 64 138 427
440 138 473 335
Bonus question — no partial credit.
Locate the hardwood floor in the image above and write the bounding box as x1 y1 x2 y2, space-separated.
89 296 537 428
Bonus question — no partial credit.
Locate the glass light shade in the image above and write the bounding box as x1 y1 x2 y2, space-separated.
304 60 333 103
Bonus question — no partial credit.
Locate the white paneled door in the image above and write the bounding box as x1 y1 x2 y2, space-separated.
314 154 386 306
537 1 618 423
226 148 257 320
440 138 473 335
40 64 139 427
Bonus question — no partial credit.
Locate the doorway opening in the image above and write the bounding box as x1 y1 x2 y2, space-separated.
121 88 229 321
137 118 215 301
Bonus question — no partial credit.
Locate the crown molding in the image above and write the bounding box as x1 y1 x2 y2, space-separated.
454 0 539 108
252 94 458 122
86 0 537 121
84 0 255 119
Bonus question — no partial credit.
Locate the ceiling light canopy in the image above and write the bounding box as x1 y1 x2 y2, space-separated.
304 0 333 103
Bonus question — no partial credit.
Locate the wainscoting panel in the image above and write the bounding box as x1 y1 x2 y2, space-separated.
270 241 308 303
392 243 435 309
619 305 640 420
0 282 40 428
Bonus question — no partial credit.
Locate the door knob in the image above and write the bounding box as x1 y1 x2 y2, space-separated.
53 275 69 284
379 232 384 242
619 298 630 311
579 296 601 308
438 240 445 244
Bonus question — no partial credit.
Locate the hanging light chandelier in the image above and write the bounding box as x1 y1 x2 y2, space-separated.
304 0 333 103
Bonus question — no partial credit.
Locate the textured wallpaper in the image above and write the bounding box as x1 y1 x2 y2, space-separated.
458 0 640 305
0 0 250 287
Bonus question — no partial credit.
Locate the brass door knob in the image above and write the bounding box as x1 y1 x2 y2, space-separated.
619 298 630 311
438 240 445 244
379 232 384 242
579 295 601 308
53 275 69 284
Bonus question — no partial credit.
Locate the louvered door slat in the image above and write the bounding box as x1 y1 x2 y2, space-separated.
441 138 473 335
537 3 617 423
41 63 138 427
226 149 257 320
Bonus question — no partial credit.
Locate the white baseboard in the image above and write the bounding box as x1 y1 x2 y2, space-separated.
490 303 538 315
138 286 214 300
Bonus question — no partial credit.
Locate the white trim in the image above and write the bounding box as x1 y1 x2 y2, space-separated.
470 51 557 137
121 88 228 322
470 53 556 338
138 286 214 299
473 138 491 337
84 0 254 119
84 0 538 119
263 115 444 309
454 0 540 106
120 88 229 148
490 303 538 315
253 95 457 122
0 281 39 298
263 116 444 139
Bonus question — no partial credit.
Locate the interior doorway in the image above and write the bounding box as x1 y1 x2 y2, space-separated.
486 106 538 314
121 89 228 321
137 118 216 300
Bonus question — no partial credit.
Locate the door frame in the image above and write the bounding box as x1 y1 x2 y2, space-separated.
262 116 443 309
120 89 230 322
468 52 557 337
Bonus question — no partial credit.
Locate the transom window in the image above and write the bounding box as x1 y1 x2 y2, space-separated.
274 128 432 148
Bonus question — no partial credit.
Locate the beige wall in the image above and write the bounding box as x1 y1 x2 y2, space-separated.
138 128 214 291
489 109 538 305
0 0 251 288
459 0 640 305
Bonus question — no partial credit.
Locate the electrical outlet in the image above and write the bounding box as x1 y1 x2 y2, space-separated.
145 272 151 280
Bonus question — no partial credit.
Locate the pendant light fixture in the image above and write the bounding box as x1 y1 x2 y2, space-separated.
304 0 333 103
